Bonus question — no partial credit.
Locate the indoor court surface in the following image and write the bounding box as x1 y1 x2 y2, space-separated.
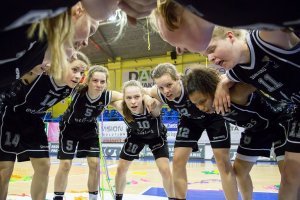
8 158 280 200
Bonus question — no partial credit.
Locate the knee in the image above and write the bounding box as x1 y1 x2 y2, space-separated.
233 163 245 179
281 166 300 185
0 167 13 182
34 159 51 174
116 162 130 177
172 157 186 170
159 166 172 178
88 159 99 171
59 161 72 173
116 166 127 177
216 159 232 174
233 166 241 178
118 161 129 171
281 170 295 185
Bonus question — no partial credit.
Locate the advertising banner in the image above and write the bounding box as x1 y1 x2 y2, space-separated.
122 68 154 87
49 142 274 161
47 122 60 142
46 120 244 144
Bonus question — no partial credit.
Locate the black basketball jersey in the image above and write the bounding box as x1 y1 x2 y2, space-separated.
62 90 112 124
223 92 287 132
157 80 211 119
5 74 72 116
174 0 300 31
227 30 300 105
124 106 166 140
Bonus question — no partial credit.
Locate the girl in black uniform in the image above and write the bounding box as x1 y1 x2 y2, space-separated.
130 0 300 52
205 26 300 200
148 63 234 200
0 0 120 90
53 65 122 200
0 58 87 200
113 80 175 200
185 66 289 200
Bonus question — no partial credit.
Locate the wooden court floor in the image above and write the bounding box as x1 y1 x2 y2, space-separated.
7 157 281 198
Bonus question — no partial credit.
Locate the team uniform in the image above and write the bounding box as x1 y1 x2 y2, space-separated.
157 81 230 152
0 0 78 90
120 106 169 161
226 30 300 152
174 0 300 31
0 74 73 161
58 90 112 159
223 92 288 162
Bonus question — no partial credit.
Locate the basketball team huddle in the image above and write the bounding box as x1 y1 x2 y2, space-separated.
1 0 300 200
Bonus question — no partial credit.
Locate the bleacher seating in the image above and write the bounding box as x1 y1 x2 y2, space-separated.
45 107 178 122
43 112 52 121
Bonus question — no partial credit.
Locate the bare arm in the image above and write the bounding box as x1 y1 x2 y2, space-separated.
108 91 124 116
149 98 163 118
214 74 235 115
110 90 123 103
259 30 300 49
143 85 164 112
145 85 163 102
230 83 256 106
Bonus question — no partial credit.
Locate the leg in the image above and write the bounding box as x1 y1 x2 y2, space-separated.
276 159 300 200
54 159 72 194
277 159 284 175
155 157 175 198
0 161 15 200
30 157 51 200
213 148 238 200
115 159 132 195
233 158 255 200
172 147 192 199
87 157 100 192
279 152 300 200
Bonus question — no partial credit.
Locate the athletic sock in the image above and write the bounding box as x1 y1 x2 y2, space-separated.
89 191 98 200
115 193 123 200
53 192 64 200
